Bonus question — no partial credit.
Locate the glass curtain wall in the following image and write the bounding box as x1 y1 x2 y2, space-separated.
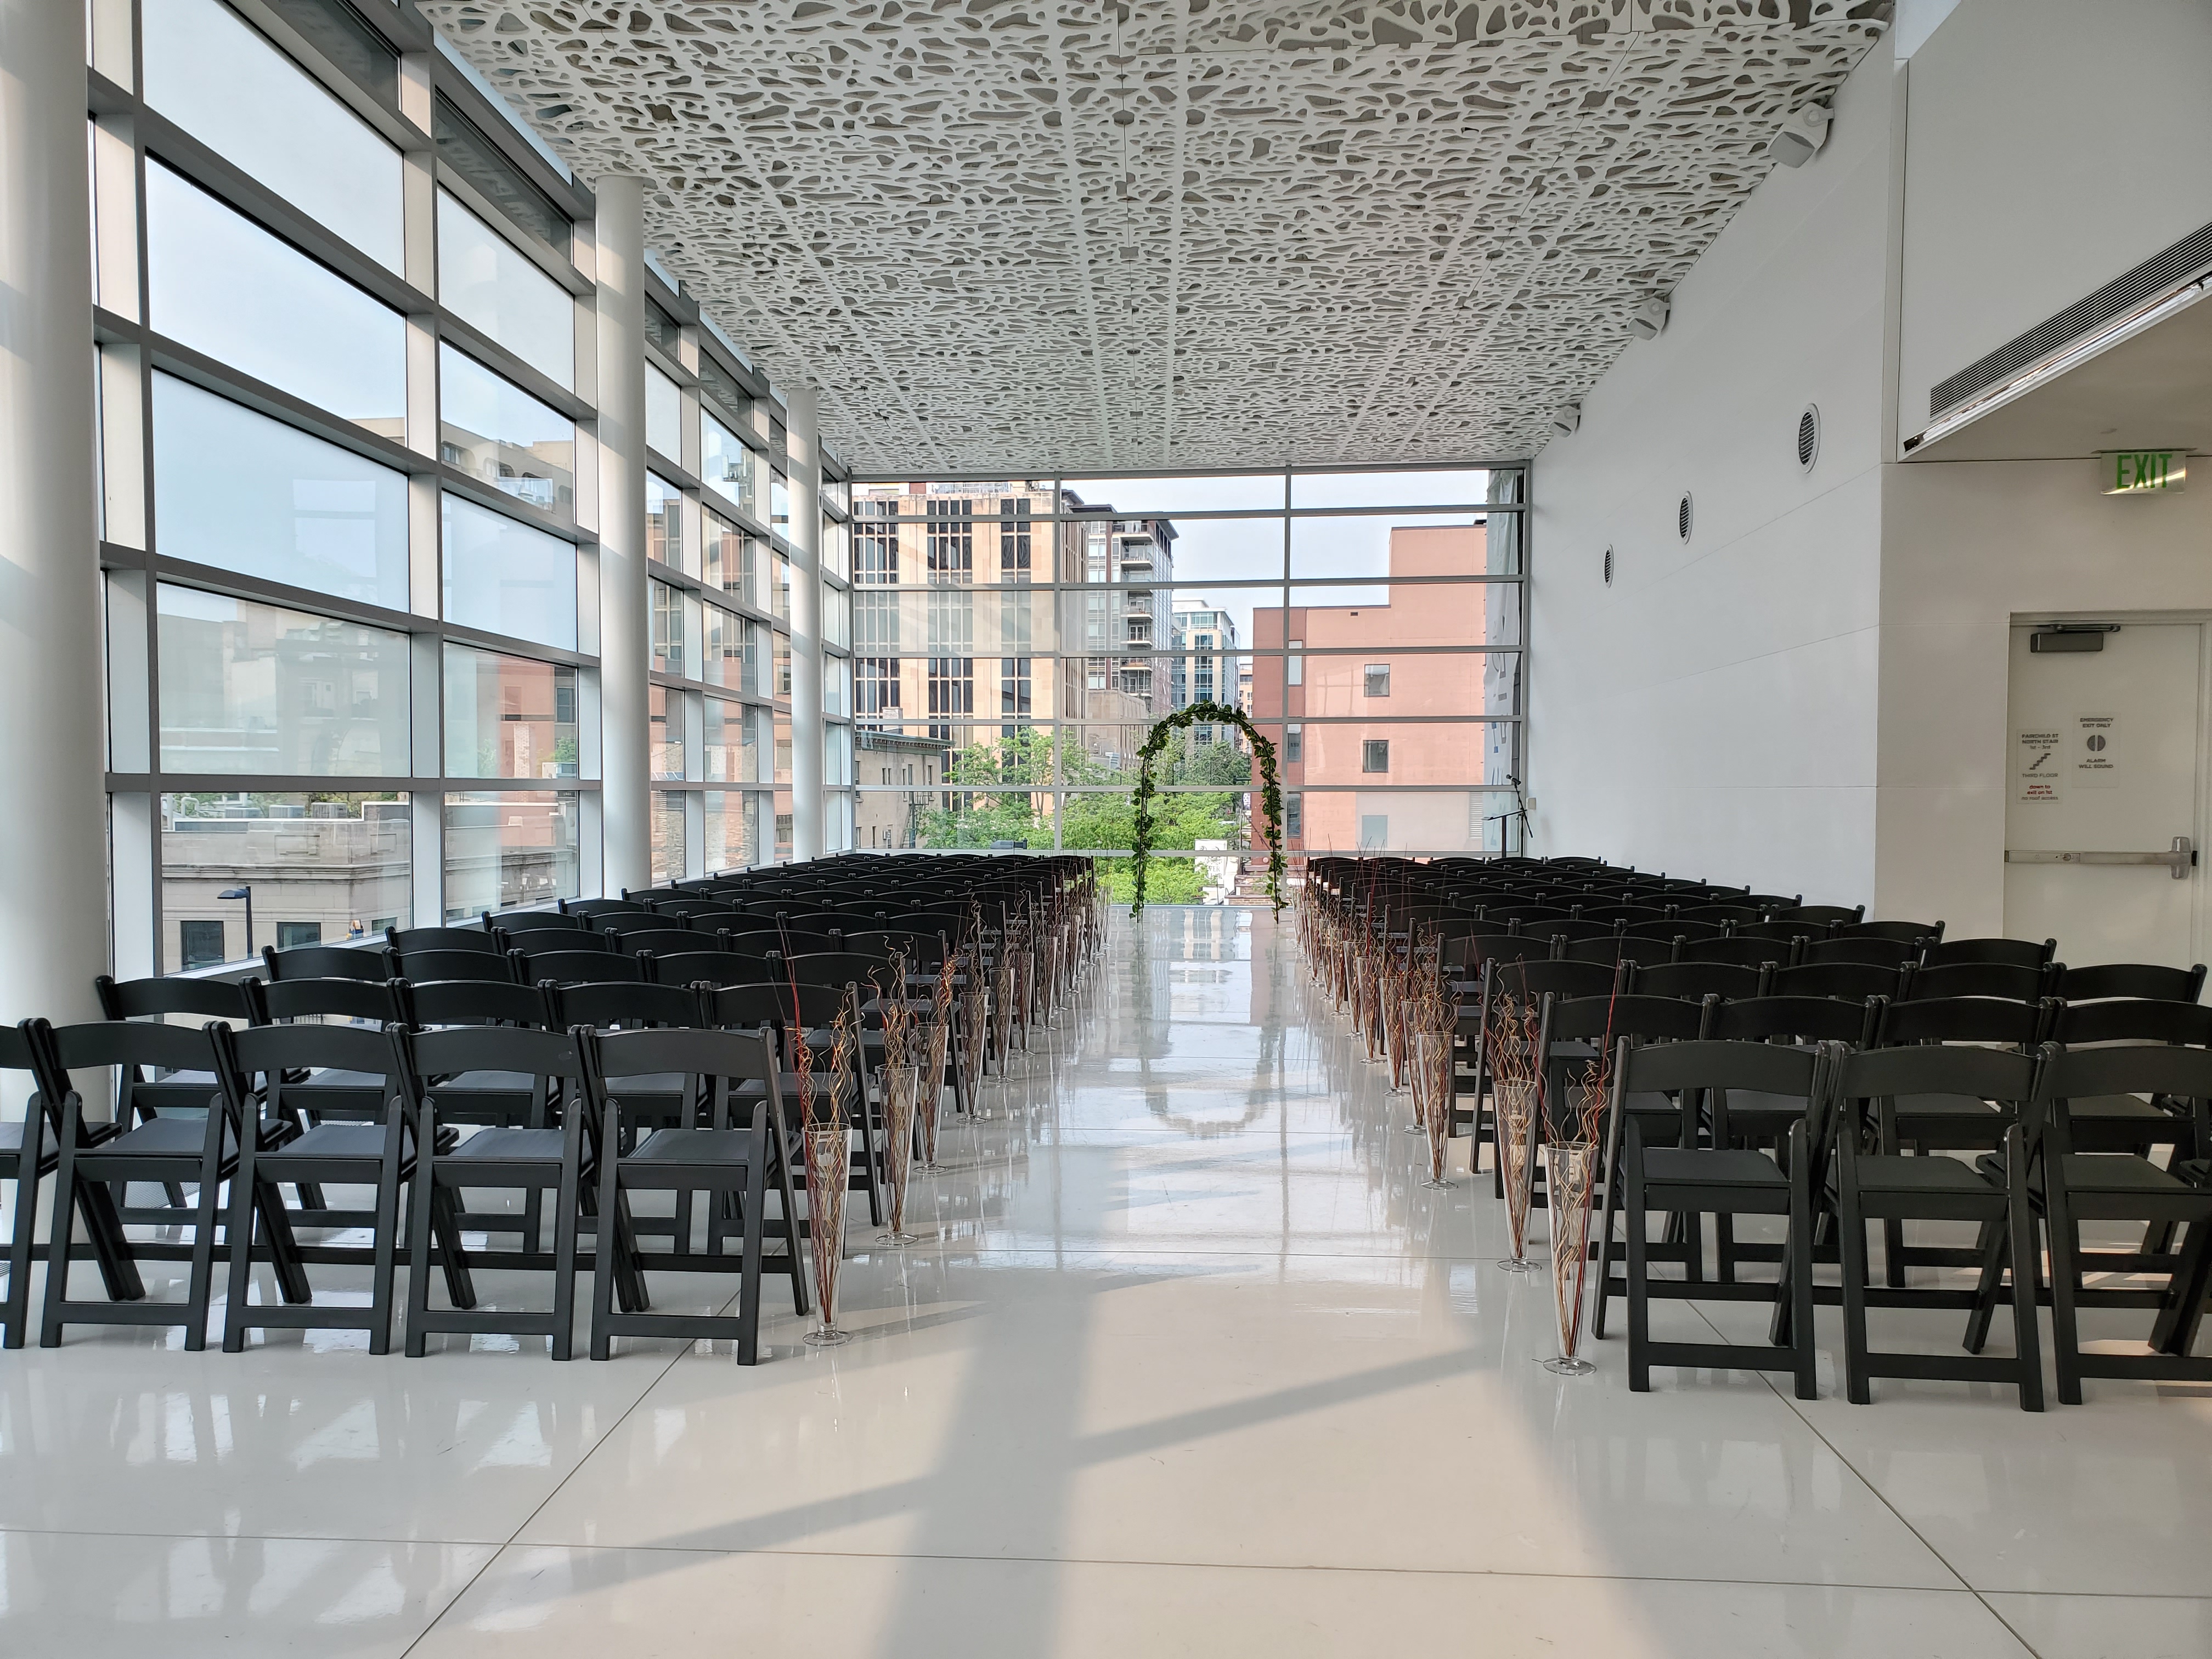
846 471 1526 897
97 0 788 972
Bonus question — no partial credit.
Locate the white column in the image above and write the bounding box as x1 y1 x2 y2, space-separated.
0 2 106 1019
787 386 824 862
594 175 651 895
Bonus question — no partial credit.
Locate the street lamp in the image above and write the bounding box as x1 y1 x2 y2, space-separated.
217 885 253 960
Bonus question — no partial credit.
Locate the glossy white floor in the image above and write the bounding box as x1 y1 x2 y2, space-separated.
4 909 2211 1656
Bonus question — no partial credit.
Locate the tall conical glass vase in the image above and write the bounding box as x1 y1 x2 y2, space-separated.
1413 1030 1455 1189
916 1018 950 1169
1496 1080 1544 1273
877 1065 922 1245
803 1123 853 1347
1544 1139 1598 1374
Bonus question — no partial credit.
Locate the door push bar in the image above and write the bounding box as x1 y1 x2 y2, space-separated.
2005 836 2196 879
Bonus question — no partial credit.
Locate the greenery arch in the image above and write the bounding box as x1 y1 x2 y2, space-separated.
1129 701 1286 917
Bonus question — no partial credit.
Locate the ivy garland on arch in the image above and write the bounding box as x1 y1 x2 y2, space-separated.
1128 701 1287 917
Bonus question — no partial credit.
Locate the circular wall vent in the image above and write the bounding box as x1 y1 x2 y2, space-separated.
1797 404 1820 471
1677 492 1694 541
1602 545 1613 586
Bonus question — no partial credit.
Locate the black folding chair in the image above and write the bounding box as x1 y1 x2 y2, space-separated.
41 1020 305 1350
3 1020 136 1347
2057 962 2207 1003
587 1026 808 1364
1608 1040 1827 1398
214 1022 466 1355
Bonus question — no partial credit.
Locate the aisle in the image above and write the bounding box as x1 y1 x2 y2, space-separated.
3 910 2207 1655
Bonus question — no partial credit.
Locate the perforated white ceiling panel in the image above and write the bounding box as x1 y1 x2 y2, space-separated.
421 1 1890 473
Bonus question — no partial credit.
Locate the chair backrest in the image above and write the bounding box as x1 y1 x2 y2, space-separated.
393 948 516 985
94 973 257 1024
1617 1036 1820 1099
1801 936 1917 969
1832 918 1945 944
1900 961 2050 1003
784 951 892 991
589 1025 783 1129
1734 919 1824 946
842 928 950 967
549 980 706 1030
1773 903 1864 927
1679 936 1793 970
1542 991 1707 1045
49 1018 224 1087
1563 934 1677 968
560 899 656 921
519 950 649 986
2036 1041 2212 1145
1833 1042 2037 1111
2057 961 2208 1003
2049 997 2212 1047
1451 932 1549 969
1672 904 1760 923
601 928 702 958
5 1018 67 1135
724 928 843 957
261 944 388 984
1629 960 1767 1002
487 910 587 935
701 981 849 1032
398 978 551 1030
218 1020 402 1108
1874 994 2044 1048
652 951 775 989
1482 958 1619 1002
248 976 403 1026
387 925 503 956
1920 935 2056 969
395 1025 591 1110
506 928 626 957
1768 962 1902 1002
1708 994 1878 1046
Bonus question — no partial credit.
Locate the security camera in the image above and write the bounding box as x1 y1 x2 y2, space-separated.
1551 402 1582 435
1630 295 1670 340
1769 101 1831 167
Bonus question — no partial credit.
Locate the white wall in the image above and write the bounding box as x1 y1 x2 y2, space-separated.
1894 0 2212 446
1527 43 1896 905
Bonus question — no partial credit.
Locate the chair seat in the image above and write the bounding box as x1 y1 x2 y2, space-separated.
1889 1091 2002 1119
445 1126 567 1165
628 1128 755 1169
262 1123 395 1163
96 1116 289 1158
603 1072 691 1098
1982 1149 2194 1194
1641 1147 1786 1187
1720 1089 1809 1121
2068 1092 2170 1121
1623 1089 1676 1115
433 1069 537 1094
1840 1154 1994 1194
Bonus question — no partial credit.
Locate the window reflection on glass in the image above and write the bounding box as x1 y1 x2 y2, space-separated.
162 791 410 971
701 510 756 605
774 635 792 702
822 518 850 582
702 789 757 873
647 473 684 572
442 643 577 778
697 353 749 433
646 365 683 462
651 579 686 678
438 345 574 517
701 410 756 518
770 471 791 537
772 552 792 623
774 715 793 785
823 654 851 719
432 94 569 253
152 374 409 610
701 603 737 690
441 493 578 650
437 191 575 387
443 790 578 919
142 0 403 272
652 790 686 883
702 697 758 783
145 162 405 431
157 585 409 777
649 685 685 780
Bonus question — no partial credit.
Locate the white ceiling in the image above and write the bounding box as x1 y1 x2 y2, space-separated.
422 1 1892 475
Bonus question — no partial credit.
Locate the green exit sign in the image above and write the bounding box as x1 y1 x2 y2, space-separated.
2098 449 2188 494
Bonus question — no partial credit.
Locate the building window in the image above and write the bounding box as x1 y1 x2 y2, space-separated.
926 498 973 583
856 656 901 723
1000 498 1031 581
276 920 323 949
1285 793 1303 839
1359 814 1389 849
1286 639 1304 687
179 918 225 969
1363 738 1390 774
1285 724 1302 764
1364 663 1391 698
1000 656 1032 737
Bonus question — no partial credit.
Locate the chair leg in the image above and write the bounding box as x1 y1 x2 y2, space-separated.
428 1183 475 1308
550 1171 582 1363
255 1180 311 1304
1788 1131 1816 1401
1626 1161 1651 1392
737 1116 769 1366
403 1152 438 1359
221 1156 260 1354
1962 1213 2007 1355
2044 1183 2086 1406
1592 1101 1625 1341
2149 1216 2212 1356
3 1165 36 1349
367 1141 407 1357
590 1136 621 1362
1838 1190 1871 1405
2005 1133 2045 1412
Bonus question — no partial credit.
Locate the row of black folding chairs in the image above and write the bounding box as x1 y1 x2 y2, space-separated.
256 940 919 997
5 1013 849 1364
1583 1035 2212 1410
